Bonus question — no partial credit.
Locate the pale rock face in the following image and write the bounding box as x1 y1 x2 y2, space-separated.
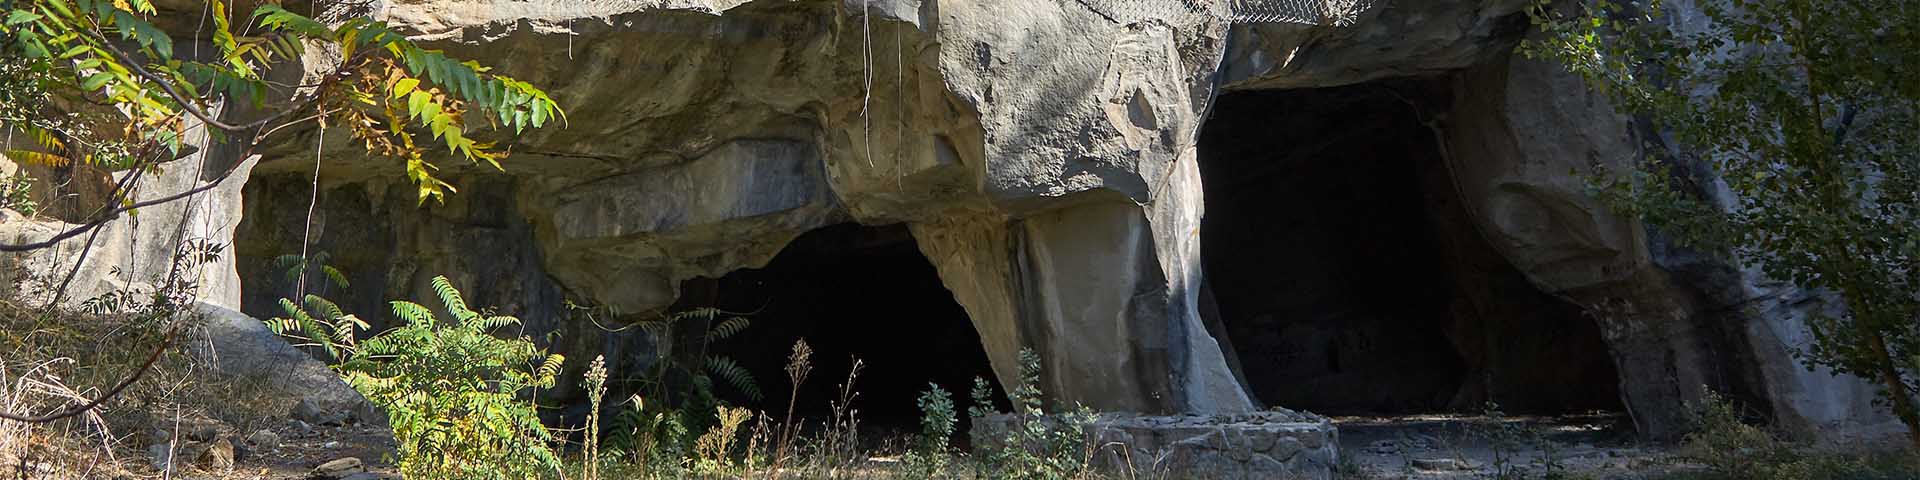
5 0 1900 443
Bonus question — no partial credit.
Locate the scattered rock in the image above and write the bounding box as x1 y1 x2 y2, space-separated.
293 398 350 426
289 419 316 437
247 429 282 450
186 423 221 442
1411 457 1472 471
311 457 365 479
339 473 402 480
146 443 175 472
193 438 237 472
147 438 236 473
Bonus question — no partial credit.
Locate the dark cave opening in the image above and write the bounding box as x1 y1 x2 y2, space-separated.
675 223 997 431
1198 84 1623 416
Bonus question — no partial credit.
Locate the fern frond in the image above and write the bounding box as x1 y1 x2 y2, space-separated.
390 300 435 327
304 294 345 320
533 354 565 384
3 149 72 167
474 315 520 331
705 356 762 402
708 317 749 340
21 125 64 151
429 275 473 320
635 320 671 342
676 307 722 323
252 5 332 39
322 265 351 290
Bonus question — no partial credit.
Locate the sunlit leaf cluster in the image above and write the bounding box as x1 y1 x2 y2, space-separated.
0 0 564 205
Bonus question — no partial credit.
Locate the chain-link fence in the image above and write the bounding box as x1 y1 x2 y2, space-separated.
1071 0 1384 26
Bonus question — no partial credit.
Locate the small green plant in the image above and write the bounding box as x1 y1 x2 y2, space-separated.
908 383 957 476
270 275 565 480
1529 426 1570 479
603 394 690 471
1475 402 1528 479
970 349 1096 480
0 171 35 216
1677 391 1784 479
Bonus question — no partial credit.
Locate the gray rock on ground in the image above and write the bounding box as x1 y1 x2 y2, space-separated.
188 302 382 426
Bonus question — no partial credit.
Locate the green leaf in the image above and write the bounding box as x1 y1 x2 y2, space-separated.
5 10 42 26
392 78 419 98
80 72 112 91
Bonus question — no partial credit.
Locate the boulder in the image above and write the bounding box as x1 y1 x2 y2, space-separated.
188 302 382 426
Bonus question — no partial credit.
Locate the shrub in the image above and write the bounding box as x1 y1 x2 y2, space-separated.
271 275 565 480
908 383 957 476
603 394 690 472
971 349 1095 480
1677 391 1784 479
0 172 35 217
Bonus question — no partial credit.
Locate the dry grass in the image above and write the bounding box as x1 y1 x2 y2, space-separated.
0 299 311 478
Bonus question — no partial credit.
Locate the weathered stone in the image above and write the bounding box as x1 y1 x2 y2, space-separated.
312 457 366 479
195 438 237 472
292 398 350 427
1412 457 1472 471
4 0 1896 448
1271 435 1305 460
247 430 282 450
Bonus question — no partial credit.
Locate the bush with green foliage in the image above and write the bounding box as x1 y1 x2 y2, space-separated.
1522 0 1920 445
1664 391 1920 480
0 172 35 217
270 276 565 480
908 383 957 476
602 393 692 472
970 349 1095 480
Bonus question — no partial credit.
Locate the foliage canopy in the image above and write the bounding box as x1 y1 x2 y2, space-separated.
1523 0 1920 443
0 0 563 205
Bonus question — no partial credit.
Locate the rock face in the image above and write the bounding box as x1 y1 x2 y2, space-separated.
6 0 1903 448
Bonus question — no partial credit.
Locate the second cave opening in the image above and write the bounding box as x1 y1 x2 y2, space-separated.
675 223 997 430
1198 84 1623 416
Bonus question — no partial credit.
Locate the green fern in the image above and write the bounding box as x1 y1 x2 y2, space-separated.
430 275 473 320
630 307 762 409
266 294 368 363
710 316 750 340
274 251 351 297
705 356 762 402
271 275 565 480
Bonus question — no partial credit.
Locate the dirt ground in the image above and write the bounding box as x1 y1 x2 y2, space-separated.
1335 413 1686 479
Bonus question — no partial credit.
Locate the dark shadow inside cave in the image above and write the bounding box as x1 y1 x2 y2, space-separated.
673 223 997 431
1197 84 1622 416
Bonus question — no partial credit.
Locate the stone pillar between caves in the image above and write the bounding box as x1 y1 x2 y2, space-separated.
913 197 1253 414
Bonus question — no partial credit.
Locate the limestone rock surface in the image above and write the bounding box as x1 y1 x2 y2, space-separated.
0 0 1900 446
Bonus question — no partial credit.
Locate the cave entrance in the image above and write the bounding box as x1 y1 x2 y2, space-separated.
675 223 995 432
1197 84 1622 416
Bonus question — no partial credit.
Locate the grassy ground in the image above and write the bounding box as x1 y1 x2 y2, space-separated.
7 297 1920 480
0 299 396 479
